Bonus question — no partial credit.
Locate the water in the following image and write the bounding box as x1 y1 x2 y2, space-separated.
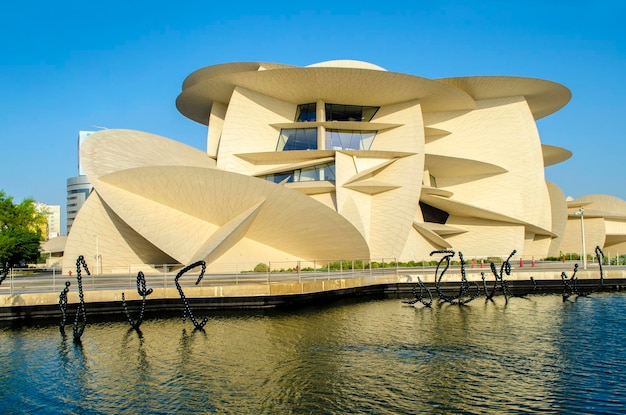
1 293 625 414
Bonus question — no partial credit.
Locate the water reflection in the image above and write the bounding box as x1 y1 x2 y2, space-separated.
0 294 625 413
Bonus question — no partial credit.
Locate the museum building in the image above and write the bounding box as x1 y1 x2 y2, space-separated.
64 59 615 274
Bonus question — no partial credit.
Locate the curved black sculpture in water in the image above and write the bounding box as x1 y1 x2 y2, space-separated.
481 250 537 303
122 271 153 330
72 255 90 342
561 246 605 301
175 260 209 330
58 281 71 333
402 276 433 308
432 250 481 305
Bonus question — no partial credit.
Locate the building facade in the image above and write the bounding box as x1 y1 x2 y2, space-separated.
64 60 614 274
35 203 61 240
66 131 94 234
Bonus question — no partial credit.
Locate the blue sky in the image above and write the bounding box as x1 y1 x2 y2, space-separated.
1 1 624 232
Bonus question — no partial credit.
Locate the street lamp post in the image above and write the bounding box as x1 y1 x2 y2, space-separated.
575 208 586 270
95 234 100 275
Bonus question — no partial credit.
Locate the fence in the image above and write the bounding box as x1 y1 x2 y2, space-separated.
4 252 624 296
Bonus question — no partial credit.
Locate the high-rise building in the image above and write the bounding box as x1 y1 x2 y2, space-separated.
66 131 94 234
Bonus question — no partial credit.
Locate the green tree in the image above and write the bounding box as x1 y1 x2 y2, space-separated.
253 263 269 273
0 190 47 266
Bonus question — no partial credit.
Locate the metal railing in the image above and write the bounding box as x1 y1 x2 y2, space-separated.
0 258 400 295
4 252 624 296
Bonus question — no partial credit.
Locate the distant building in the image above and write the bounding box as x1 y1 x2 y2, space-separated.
35 203 61 240
66 131 94 234
66 176 92 234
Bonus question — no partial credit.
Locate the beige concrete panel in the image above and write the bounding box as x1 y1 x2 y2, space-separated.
285 181 336 196
335 151 371 240
371 100 424 153
80 129 215 181
399 228 443 260
425 97 552 233
90 179 220 265
181 62 294 90
190 200 265 263
365 101 425 258
445 217 525 258
207 101 226 158
342 181 400 195
80 130 369 266
255 156 335 176
237 149 335 164
308 192 337 211
420 186 453 198
546 181 568 257
98 164 369 261
425 154 507 178
560 217 606 255
217 87 295 174
424 127 450 143
219 67 476 111
207 237 307 272
435 76 571 120
416 222 467 237
274 121 400 131
176 64 476 125
569 194 626 217
542 144 572 167
369 154 422 258
344 157 398 183
63 193 175 275
603 239 626 253
522 233 552 259
604 219 626 236
412 222 452 248
419 193 553 237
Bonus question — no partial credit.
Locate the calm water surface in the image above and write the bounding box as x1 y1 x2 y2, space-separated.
1 293 625 414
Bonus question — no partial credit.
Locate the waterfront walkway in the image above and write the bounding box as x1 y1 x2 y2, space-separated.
2 261 625 321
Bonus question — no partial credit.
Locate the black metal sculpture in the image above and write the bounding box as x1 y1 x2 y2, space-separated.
121 271 153 330
71 255 90 342
402 276 433 307
481 250 537 303
59 256 90 341
175 260 209 330
432 250 480 305
58 281 71 333
561 246 605 301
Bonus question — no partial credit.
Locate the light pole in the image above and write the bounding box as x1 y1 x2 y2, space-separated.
575 208 586 269
95 234 100 275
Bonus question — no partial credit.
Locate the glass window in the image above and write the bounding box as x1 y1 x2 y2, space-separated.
420 202 449 224
277 128 318 151
325 104 379 122
325 129 376 150
264 172 292 184
295 103 316 122
259 163 335 183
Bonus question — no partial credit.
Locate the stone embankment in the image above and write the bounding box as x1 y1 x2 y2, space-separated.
1 268 625 323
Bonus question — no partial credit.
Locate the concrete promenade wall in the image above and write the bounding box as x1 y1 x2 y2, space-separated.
1 269 625 323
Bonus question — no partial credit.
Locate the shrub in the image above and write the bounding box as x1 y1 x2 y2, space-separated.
254 263 269 273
